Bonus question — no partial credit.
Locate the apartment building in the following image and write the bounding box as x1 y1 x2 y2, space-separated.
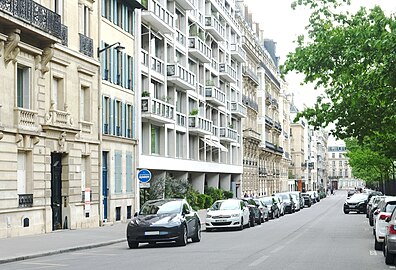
138 0 245 197
99 0 143 223
327 139 363 189
0 0 101 237
307 127 328 191
289 103 307 191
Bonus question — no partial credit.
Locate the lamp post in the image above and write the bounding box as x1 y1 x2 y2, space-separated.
97 42 125 58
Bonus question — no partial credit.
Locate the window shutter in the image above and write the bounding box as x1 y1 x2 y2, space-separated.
114 0 118 25
114 99 118 136
110 0 114 22
109 97 114 135
123 53 127 88
114 151 122 193
102 95 105 134
101 0 106 17
125 6 129 32
121 102 126 137
131 105 135 138
126 152 133 193
131 57 135 92
101 41 106 79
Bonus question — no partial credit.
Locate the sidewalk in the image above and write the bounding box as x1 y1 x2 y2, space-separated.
0 210 207 264
0 222 127 264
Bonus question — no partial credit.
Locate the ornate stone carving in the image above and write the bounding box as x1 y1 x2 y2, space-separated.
15 134 23 144
58 132 66 151
32 136 40 145
0 132 3 140
40 47 54 74
4 29 21 65
0 41 4 58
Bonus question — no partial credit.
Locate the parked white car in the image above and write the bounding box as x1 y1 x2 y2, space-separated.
206 199 250 231
374 197 396 250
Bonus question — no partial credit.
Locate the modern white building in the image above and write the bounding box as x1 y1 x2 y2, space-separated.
138 0 245 198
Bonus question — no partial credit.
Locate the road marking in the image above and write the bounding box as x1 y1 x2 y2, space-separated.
270 245 284 254
21 262 67 266
71 252 117 256
389 266 395 269
369 250 377 256
249 255 269 267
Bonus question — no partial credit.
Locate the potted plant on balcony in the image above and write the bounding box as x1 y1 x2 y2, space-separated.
189 108 199 116
142 90 150 97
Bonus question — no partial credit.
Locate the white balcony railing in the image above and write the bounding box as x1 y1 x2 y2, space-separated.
145 0 174 29
141 97 175 120
141 49 149 67
176 29 186 46
205 16 225 40
167 63 195 88
14 107 38 130
220 127 239 142
176 112 187 127
151 55 164 74
188 115 212 133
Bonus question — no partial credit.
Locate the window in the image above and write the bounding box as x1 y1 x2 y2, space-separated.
126 104 133 138
114 151 122 193
127 56 134 90
17 66 30 109
17 151 27 195
339 160 342 166
176 132 183 158
115 100 122 136
81 5 90 36
151 126 160 154
102 0 135 35
80 86 90 121
332 161 335 167
54 0 64 23
126 152 133 193
339 169 343 177
339 153 342 158
52 77 64 110
103 96 110 134
332 153 335 158
345 169 348 178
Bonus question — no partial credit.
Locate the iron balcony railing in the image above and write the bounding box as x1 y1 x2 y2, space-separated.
61 24 68 46
79 33 93 57
0 0 61 38
19 194 33 208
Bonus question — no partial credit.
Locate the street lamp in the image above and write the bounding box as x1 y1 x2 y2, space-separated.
97 42 125 57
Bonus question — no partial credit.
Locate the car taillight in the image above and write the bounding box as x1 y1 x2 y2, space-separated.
380 214 390 220
389 225 396 235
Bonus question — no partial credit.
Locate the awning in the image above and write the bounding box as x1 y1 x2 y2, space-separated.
200 138 216 147
212 140 228 152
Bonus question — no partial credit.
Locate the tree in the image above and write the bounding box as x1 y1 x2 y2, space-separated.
283 0 396 159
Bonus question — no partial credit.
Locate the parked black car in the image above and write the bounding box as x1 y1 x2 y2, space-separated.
242 198 262 226
302 193 312 207
126 199 201 248
343 193 369 214
277 193 296 214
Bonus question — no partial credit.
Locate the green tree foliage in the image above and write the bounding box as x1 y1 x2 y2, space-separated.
345 138 393 186
283 0 396 159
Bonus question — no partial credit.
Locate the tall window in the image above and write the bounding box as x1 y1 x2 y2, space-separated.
339 160 342 166
80 86 90 121
115 100 122 135
151 126 160 154
81 156 86 196
103 96 110 134
332 153 335 158
345 169 348 178
54 0 64 22
339 169 343 177
17 151 27 195
126 104 133 138
17 66 30 109
176 132 183 158
81 5 90 35
52 77 64 110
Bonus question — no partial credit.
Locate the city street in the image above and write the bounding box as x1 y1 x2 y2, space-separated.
2 192 389 270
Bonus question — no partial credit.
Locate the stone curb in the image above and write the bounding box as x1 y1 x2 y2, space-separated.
0 238 125 265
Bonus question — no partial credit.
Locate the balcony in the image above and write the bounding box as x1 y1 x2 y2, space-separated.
176 112 187 127
271 98 279 109
197 83 205 97
188 115 212 136
242 66 259 86
43 108 72 129
167 63 195 90
60 24 68 46
219 127 239 143
189 8 204 26
265 141 276 151
212 125 219 137
0 0 61 44
243 128 261 142
242 94 258 112
205 16 225 41
205 85 226 107
219 63 237 83
230 101 247 118
274 121 282 132
175 0 194 10
141 97 175 124
276 146 284 155
142 0 174 34
79 33 93 57
230 44 246 63
14 107 39 132
211 59 218 72
176 29 186 47
265 115 274 127
188 37 212 63
151 55 164 75
18 194 33 208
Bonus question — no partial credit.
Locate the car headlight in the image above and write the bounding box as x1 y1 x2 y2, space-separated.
206 214 212 218
231 214 240 217
129 219 139 226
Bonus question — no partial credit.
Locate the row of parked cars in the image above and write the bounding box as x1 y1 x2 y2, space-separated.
125 190 323 248
344 189 396 265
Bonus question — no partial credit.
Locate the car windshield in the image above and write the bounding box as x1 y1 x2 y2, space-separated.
279 194 289 200
262 198 272 205
349 194 368 201
211 200 240 210
140 200 182 215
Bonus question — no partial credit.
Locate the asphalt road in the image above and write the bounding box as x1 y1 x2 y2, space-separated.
2 191 390 270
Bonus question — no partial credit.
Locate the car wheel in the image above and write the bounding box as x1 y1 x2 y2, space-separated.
277 211 280 218
176 225 188 246
343 210 349 214
128 240 139 249
375 237 383 251
385 243 395 265
369 218 374 226
265 214 269 221
191 222 201 242
239 218 244 230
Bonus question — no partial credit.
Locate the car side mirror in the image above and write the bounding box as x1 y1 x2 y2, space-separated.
386 217 391 222
134 212 138 217
183 208 190 215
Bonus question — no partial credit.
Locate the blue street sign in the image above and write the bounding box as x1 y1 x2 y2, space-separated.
138 169 152 183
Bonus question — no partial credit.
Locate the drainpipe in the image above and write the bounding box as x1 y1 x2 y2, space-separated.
97 2 103 226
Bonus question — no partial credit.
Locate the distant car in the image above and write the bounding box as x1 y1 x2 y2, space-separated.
242 199 262 227
302 193 312 207
205 199 250 231
272 194 285 216
369 196 386 226
252 198 270 222
289 193 301 211
289 191 304 209
276 193 295 214
126 198 201 248
306 191 319 203
366 192 384 217
343 193 369 214
347 189 356 198
373 197 396 250
259 196 280 219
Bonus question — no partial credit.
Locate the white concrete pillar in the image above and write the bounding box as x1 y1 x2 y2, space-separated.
191 173 205 193
219 174 231 191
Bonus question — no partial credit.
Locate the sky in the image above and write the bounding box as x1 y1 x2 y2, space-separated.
243 0 396 110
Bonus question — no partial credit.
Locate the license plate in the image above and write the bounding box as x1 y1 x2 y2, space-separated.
145 231 160 236
215 219 227 222
349 205 355 208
